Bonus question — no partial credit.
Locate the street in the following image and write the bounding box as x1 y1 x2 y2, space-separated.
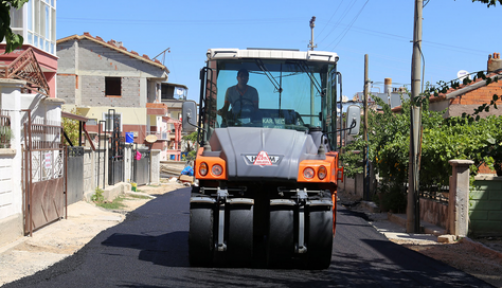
3 187 492 288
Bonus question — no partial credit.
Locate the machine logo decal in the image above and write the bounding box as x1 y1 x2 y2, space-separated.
249 151 274 165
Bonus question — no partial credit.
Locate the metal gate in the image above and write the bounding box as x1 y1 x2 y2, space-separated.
131 148 150 185
67 146 84 205
107 109 124 186
23 113 67 236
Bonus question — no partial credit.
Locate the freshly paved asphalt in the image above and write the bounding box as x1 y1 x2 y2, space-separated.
3 187 492 288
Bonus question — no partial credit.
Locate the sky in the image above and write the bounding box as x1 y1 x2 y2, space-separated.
56 0 501 104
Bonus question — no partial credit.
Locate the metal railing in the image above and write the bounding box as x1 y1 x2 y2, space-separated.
419 184 449 204
0 112 11 148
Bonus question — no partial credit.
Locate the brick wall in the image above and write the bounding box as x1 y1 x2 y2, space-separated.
448 79 502 118
469 178 502 236
56 74 76 104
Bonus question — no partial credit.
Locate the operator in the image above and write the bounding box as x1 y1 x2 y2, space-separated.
217 69 259 117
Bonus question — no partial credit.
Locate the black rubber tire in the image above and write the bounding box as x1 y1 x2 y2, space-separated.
227 204 254 266
267 206 294 268
188 204 214 267
305 206 333 270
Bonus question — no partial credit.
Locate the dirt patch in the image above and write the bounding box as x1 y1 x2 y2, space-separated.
403 240 502 287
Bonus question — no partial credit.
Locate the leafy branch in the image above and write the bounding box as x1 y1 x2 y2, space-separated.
0 0 29 54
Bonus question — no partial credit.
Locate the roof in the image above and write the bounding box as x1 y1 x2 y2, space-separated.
162 82 189 90
391 71 502 113
57 32 169 73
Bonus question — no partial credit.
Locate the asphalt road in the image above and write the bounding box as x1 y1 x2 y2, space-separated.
4 187 492 288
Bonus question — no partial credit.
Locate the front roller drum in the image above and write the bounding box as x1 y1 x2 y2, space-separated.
267 199 295 268
305 199 333 269
189 198 215 267
227 199 254 266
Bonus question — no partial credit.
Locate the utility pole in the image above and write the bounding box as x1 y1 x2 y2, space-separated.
363 55 370 201
407 0 423 233
309 16 317 124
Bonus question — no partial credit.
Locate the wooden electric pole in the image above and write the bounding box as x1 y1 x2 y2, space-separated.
407 0 423 233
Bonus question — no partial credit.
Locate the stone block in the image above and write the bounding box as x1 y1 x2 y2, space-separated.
437 234 457 243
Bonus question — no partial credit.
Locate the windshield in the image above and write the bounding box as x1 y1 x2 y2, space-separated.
207 59 334 133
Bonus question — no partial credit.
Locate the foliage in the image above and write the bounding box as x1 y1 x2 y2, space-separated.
342 77 502 195
181 131 198 161
91 187 126 209
91 187 105 203
0 125 12 148
0 0 29 54
374 183 408 213
470 0 502 7
61 109 79 146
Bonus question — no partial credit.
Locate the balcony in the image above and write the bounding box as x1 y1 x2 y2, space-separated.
146 130 169 141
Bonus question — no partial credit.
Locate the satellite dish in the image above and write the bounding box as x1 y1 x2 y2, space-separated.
145 135 157 143
457 70 469 81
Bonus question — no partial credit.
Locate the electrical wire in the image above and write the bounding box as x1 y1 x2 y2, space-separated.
318 1 358 45
328 0 370 51
317 0 345 39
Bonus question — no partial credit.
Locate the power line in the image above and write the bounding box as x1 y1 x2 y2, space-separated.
317 0 344 39
328 0 370 50
318 1 358 45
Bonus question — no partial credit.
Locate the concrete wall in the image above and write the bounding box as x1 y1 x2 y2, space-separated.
150 150 160 185
420 198 448 228
338 161 376 199
469 176 502 236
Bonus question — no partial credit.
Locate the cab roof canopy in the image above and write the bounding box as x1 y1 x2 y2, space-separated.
207 48 339 63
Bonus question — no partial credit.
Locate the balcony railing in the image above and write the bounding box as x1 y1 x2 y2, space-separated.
0 112 11 148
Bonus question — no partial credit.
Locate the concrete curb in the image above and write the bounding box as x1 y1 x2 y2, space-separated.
125 191 156 199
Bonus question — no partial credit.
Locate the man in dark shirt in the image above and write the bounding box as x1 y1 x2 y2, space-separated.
217 69 259 117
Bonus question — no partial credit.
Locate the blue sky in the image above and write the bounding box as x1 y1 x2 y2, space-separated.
57 0 501 103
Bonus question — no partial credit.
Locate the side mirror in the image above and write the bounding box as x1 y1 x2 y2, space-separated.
182 100 198 133
345 105 361 136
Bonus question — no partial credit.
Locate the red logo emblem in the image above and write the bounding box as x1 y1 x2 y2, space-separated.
253 151 272 166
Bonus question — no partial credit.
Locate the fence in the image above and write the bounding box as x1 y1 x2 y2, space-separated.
67 147 84 205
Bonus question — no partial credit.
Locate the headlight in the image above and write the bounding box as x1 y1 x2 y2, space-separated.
199 162 208 176
212 164 223 176
318 166 327 180
303 167 315 179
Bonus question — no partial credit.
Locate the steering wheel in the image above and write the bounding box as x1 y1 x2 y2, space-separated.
232 97 256 115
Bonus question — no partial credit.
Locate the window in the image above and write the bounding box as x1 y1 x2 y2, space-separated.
105 77 121 96
102 113 122 132
26 0 56 54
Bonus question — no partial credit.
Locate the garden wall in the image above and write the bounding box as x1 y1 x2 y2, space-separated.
469 175 502 236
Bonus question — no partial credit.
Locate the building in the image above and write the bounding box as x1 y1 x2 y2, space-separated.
1 0 63 246
56 32 176 159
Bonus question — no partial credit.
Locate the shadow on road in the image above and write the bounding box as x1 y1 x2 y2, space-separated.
101 231 190 268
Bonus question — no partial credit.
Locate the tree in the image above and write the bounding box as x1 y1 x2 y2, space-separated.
0 0 29 54
471 0 502 7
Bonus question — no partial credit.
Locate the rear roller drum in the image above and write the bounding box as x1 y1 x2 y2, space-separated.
267 201 295 268
188 203 214 267
227 202 254 266
305 202 333 270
